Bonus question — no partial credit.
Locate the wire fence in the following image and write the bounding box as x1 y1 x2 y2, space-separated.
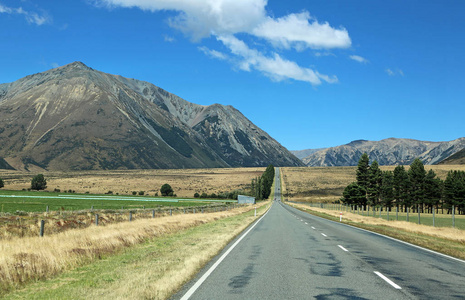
292 202 465 230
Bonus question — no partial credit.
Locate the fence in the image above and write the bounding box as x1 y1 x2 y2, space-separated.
1 203 244 239
294 202 465 230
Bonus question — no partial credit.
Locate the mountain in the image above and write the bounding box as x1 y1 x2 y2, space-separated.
300 138 465 166
438 148 465 165
290 148 327 160
0 62 303 171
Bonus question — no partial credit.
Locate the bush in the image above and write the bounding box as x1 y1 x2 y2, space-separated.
200 192 208 199
31 174 47 190
0 178 4 188
160 184 174 196
139 191 145 196
132 191 137 195
54 188 60 193
194 192 200 198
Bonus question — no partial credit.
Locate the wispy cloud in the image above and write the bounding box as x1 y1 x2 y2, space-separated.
386 68 404 76
350 55 369 64
94 0 350 86
198 46 228 61
0 3 51 25
164 35 175 42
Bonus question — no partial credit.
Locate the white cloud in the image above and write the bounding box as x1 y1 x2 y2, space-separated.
95 0 350 85
252 12 351 50
218 35 337 85
386 68 404 76
349 55 369 64
198 46 228 61
164 35 175 42
0 4 50 25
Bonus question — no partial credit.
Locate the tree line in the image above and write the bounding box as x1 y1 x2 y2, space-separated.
250 164 275 200
341 153 465 214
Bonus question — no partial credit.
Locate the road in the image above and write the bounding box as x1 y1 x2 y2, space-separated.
175 168 465 300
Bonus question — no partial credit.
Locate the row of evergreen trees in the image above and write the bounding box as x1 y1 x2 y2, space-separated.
341 153 465 214
250 165 275 200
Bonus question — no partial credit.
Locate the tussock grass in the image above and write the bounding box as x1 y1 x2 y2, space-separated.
0 202 268 297
0 168 264 197
282 165 465 203
289 202 465 260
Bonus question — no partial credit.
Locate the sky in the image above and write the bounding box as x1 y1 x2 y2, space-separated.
1 0 464 150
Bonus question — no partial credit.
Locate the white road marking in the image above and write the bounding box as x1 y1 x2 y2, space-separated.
374 271 402 289
180 205 271 300
311 226 316 229
338 245 349 252
305 222 308 225
321 233 327 237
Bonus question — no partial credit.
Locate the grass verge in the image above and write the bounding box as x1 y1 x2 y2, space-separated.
2 201 270 299
288 202 465 261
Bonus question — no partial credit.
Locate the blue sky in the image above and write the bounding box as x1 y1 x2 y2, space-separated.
1 0 464 150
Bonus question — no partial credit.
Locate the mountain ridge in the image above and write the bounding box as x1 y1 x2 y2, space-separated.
299 138 465 166
0 62 303 171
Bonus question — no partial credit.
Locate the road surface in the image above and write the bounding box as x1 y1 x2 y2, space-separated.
175 168 465 299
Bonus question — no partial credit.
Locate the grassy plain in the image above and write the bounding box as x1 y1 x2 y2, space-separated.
0 167 264 198
1 201 270 298
281 165 465 203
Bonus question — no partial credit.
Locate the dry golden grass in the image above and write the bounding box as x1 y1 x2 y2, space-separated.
0 168 264 197
0 202 269 296
281 165 465 203
289 202 465 243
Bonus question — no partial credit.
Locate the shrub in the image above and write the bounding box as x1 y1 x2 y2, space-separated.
54 188 61 193
200 192 208 199
0 178 4 188
132 191 137 195
160 184 174 196
194 192 200 198
139 191 145 196
31 174 47 190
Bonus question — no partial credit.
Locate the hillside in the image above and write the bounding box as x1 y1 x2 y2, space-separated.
438 148 465 165
300 138 465 166
0 62 303 171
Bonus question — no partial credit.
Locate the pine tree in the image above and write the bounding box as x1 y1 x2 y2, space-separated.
380 171 394 209
424 169 442 213
342 183 367 206
356 153 370 190
367 160 382 207
0 178 4 188
393 165 409 211
408 158 426 212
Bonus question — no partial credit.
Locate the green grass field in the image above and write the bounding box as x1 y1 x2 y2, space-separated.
0 190 233 214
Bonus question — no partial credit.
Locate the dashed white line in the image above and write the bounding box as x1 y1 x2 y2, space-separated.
338 245 348 252
374 271 402 290
321 233 327 237
305 222 308 225
311 226 316 229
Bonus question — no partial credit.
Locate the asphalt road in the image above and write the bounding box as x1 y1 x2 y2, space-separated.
175 168 465 300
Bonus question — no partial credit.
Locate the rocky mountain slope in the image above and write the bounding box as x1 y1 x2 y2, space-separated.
438 148 465 165
301 138 465 166
291 148 327 160
0 62 303 171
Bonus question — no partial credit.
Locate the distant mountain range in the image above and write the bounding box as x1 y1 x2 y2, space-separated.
0 62 303 171
292 138 465 166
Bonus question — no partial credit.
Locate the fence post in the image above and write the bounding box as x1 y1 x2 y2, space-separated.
129 212 132 222
387 208 389 221
194 209 196 214
407 207 409 222
396 206 398 221
379 207 381 218
152 209 155 218
452 205 455 228
95 214 99 226
46 206 49 213
40 220 45 237
170 209 172 216
91 205 94 211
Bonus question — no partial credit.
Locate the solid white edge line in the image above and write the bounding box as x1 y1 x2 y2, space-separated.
374 271 402 289
287 204 465 265
338 245 349 252
321 233 327 237
180 204 272 300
